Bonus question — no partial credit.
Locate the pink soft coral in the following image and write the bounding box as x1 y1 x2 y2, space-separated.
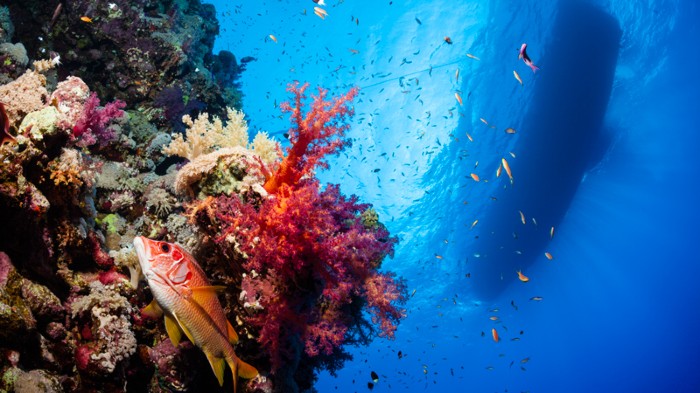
72 92 125 148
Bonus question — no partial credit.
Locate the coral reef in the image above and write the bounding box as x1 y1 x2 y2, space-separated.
0 3 404 392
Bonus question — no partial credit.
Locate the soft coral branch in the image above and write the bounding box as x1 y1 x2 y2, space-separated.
263 82 358 194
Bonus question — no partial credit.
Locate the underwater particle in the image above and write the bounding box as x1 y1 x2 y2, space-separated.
514 70 523 85
371 371 379 383
510 151 516 158
470 173 480 182
521 357 530 364
517 270 529 282
545 252 554 260
505 127 516 134
444 36 453 44
455 92 463 105
368 382 374 390
466 53 480 60
491 328 499 342
398 350 403 359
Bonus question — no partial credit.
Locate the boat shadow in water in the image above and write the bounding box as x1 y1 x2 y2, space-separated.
469 1 622 299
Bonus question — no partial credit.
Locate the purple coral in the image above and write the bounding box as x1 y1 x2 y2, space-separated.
72 93 125 148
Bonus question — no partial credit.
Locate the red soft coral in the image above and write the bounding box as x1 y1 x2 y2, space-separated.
189 83 406 375
263 82 358 195
199 181 405 371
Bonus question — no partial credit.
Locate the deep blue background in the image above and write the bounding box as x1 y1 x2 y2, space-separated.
210 0 700 391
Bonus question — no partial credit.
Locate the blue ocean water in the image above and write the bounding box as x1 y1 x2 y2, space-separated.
210 0 700 391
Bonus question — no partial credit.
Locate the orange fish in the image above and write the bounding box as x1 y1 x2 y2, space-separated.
455 92 463 106
470 219 478 229
545 252 553 260
466 53 480 60
513 70 523 85
444 36 453 44
504 127 516 134
550 226 555 239
496 164 502 178
501 158 513 183
492 328 499 342
268 34 278 43
517 270 529 282
134 237 258 391
470 173 480 182
518 210 526 225
466 133 474 142
80 16 93 23
455 68 460 82
314 7 328 19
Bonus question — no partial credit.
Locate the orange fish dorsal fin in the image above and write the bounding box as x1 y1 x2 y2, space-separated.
164 313 182 346
227 320 239 344
206 352 226 386
142 299 163 319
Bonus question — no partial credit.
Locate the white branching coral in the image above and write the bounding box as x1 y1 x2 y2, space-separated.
162 107 249 160
162 107 281 165
250 131 280 165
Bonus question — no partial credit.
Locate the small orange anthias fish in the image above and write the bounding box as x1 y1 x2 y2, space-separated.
517 270 530 282
492 328 500 342
133 237 258 391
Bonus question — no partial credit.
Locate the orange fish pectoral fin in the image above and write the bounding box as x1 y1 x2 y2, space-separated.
142 299 163 319
227 320 239 344
205 352 226 386
164 313 182 346
189 286 227 306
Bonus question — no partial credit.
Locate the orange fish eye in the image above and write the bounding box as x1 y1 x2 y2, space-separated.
160 243 170 253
